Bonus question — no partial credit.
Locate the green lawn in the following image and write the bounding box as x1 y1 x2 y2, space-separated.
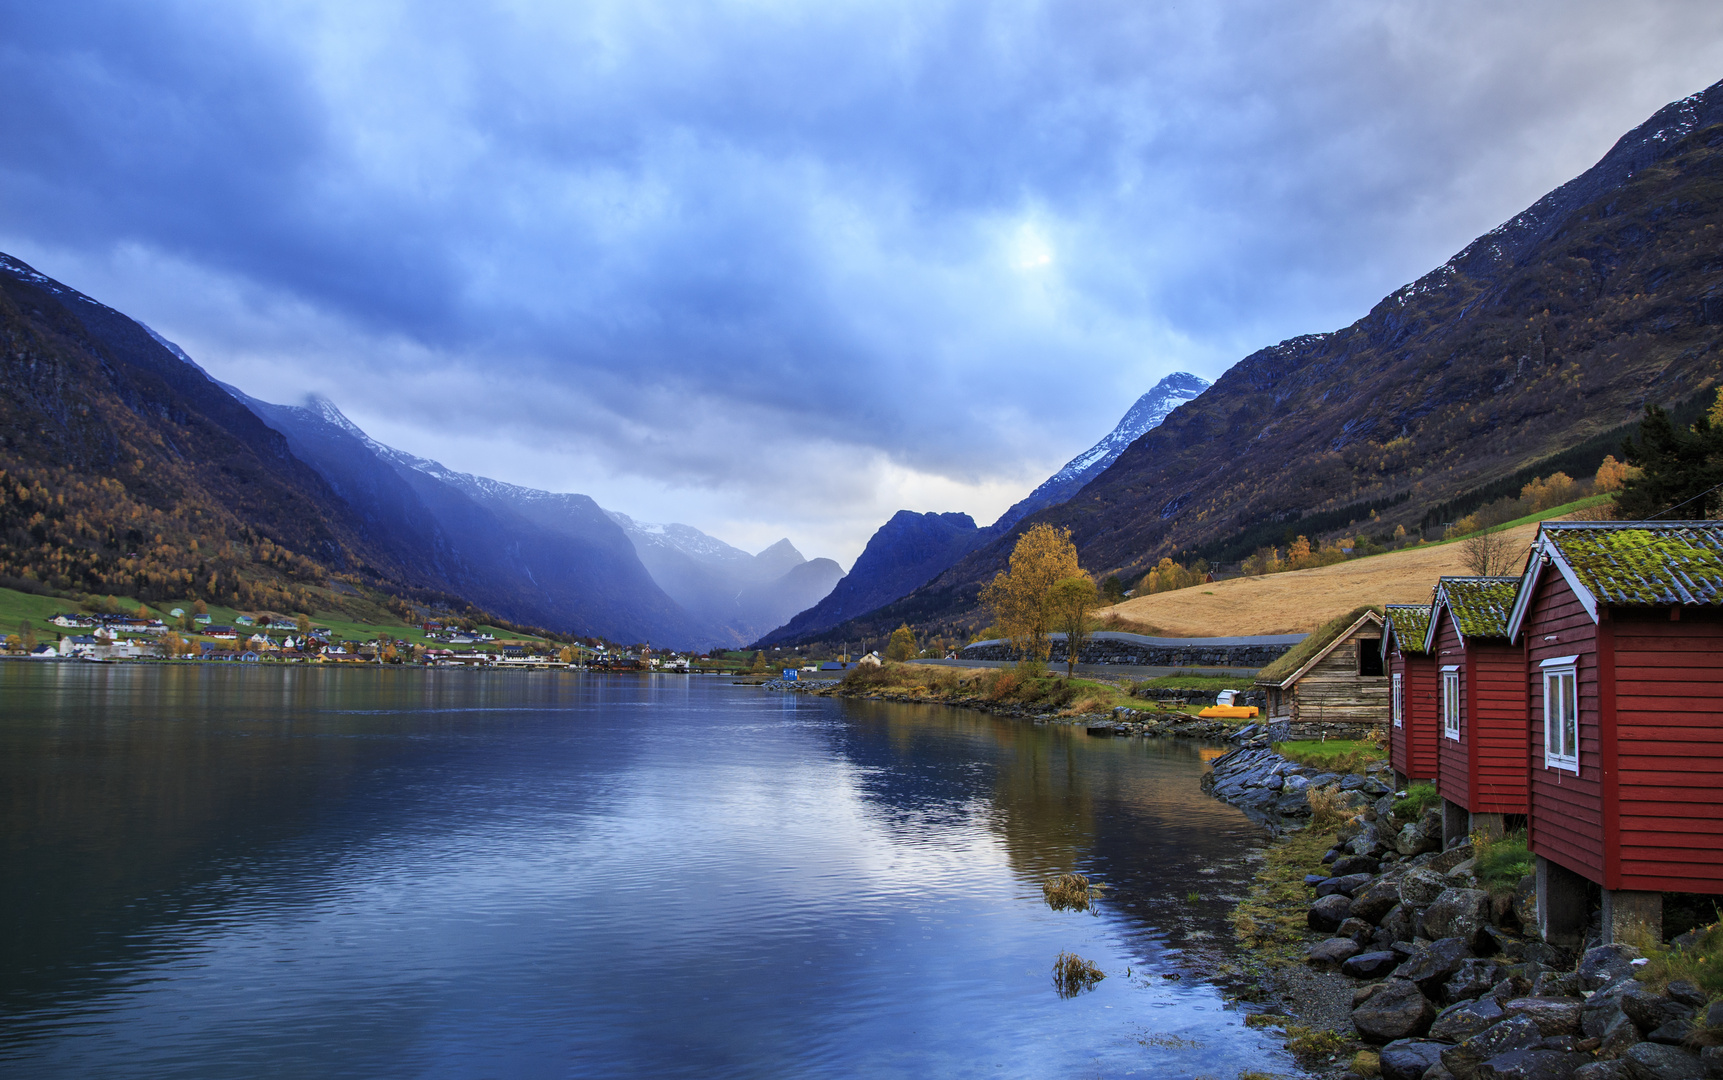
0 587 82 640
1139 674 1250 691
1273 739 1384 772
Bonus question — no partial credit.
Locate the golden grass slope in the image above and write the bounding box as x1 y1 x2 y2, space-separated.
1099 521 1546 637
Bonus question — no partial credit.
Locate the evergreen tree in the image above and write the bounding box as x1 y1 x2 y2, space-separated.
1617 404 1723 520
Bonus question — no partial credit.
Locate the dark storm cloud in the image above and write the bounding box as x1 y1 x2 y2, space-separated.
2 0 1721 551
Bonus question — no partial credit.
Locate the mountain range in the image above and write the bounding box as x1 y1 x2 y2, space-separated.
766 76 1723 649
756 372 1210 645
0 248 839 650
228 389 840 649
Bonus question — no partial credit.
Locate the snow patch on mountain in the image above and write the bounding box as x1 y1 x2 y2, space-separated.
992 371 1210 530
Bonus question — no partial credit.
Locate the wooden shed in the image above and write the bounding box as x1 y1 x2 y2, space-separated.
1382 603 1439 788
1505 521 1723 945
1256 608 1388 740
1424 576 1529 847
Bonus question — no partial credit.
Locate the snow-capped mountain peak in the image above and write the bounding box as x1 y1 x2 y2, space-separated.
992 371 1210 530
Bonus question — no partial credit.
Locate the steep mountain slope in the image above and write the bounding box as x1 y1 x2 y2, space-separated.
0 252 417 610
606 512 842 647
757 511 983 644
231 393 705 646
992 372 1210 531
780 77 1723 647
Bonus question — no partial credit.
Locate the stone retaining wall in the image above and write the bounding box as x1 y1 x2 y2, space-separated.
962 639 1294 667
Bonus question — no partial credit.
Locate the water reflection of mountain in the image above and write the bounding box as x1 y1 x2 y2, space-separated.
0 664 650 1012
822 699 1269 952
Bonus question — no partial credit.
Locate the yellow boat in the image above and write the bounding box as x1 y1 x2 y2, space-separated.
1198 705 1259 719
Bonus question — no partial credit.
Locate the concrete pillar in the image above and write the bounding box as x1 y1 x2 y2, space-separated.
1443 799 1470 849
1469 812 1505 843
1393 770 1410 791
1602 890 1663 947
1536 855 1590 948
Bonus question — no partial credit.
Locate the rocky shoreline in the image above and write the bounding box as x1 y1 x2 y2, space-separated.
1204 744 1722 1080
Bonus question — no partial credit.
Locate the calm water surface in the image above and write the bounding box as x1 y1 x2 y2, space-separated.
1 663 1294 1078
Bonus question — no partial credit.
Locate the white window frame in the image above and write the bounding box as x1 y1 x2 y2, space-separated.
1542 655 1580 773
1391 671 1404 728
1441 665 1460 740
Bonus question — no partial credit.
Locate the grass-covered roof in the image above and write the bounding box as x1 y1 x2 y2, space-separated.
1383 604 1432 655
1255 604 1381 687
1546 522 1723 606
1433 576 1520 639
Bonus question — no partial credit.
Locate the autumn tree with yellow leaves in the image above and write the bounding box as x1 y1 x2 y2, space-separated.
979 524 1082 673
884 623 918 662
1048 574 1099 677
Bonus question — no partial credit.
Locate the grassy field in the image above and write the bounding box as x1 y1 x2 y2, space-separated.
1098 498 1607 637
1139 674 1249 691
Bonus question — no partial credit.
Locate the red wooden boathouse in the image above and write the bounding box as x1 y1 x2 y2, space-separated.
1382 604 1439 787
1506 521 1723 945
1424 576 1529 846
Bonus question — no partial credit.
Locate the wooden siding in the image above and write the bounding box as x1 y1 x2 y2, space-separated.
1468 639 1528 814
1610 608 1723 893
1524 568 1605 884
1433 608 1469 810
1388 649 1440 781
1290 637 1389 727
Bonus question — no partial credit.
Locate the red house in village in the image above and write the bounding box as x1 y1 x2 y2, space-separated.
1382 603 1439 787
1506 521 1723 945
1424 576 1529 847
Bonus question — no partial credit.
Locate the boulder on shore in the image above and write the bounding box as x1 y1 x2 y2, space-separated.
1354 979 1437 1044
1309 892 1354 932
1380 1038 1450 1080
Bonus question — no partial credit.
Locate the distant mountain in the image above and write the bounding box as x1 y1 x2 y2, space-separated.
779 76 1723 649
756 511 983 645
606 512 842 647
231 392 704 646
992 372 1210 531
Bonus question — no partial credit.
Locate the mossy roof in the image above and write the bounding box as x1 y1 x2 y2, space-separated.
1430 576 1520 641
1255 605 1382 688
1544 522 1723 606
1383 604 1432 656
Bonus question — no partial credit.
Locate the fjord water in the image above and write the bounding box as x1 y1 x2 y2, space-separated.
1 664 1290 1079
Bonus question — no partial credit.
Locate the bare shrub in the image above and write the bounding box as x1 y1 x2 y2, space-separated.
1461 529 1517 576
1052 951 1106 997
1042 873 1103 913
1306 785 1355 831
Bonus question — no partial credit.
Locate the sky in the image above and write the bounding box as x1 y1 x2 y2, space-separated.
3 1 1722 568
